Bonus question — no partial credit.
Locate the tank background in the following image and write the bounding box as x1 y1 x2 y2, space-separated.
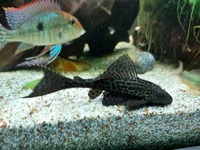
131 0 200 70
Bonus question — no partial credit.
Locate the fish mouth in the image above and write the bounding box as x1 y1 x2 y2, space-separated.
150 88 173 105
157 91 173 105
80 29 86 35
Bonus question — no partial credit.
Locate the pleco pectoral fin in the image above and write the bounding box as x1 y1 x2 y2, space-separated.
102 92 148 110
15 43 35 55
88 89 102 99
47 44 62 64
120 99 148 110
74 76 85 82
102 92 127 106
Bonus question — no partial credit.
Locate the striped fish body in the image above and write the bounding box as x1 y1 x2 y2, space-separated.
5 11 83 46
0 0 85 63
27 54 173 110
0 0 85 64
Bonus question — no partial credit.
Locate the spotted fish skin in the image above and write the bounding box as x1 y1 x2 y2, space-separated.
26 54 173 110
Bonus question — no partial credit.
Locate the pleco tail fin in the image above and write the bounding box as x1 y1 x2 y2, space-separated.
0 24 8 50
26 67 79 98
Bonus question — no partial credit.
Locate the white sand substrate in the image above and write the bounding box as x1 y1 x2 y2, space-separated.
0 44 199 149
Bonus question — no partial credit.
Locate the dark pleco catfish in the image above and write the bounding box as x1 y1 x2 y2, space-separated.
26 54 173 110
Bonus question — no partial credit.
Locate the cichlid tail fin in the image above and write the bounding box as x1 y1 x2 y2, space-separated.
0 24 9 50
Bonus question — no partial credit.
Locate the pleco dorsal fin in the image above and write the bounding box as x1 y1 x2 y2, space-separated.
4 0 61 29
73 76 85 82
99 54 138 80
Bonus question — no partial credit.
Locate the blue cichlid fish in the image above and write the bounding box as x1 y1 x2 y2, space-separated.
25 54 173 110
0 0 85 64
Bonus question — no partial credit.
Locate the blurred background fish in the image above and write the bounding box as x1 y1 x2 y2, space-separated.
0 0 85 64
176 61 200 93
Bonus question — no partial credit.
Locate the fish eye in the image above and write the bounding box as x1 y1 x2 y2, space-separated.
69 19 75 26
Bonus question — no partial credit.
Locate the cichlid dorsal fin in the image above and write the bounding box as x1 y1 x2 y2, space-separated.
98 54 138 80
4 0 61 29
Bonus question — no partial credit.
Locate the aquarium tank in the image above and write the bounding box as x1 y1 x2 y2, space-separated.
0 0 199 149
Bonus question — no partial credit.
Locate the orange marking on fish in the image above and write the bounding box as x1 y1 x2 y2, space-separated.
4 0 55 11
